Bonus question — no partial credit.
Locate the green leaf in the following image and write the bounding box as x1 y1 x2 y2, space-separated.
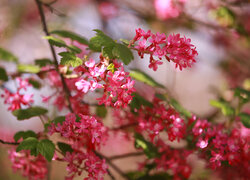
17 64 40 73
234 87 250 104
112 44 134 65
0 47 18 63
12 106 48 120
120 39 130 46
28 79 42 89
239 113 250 128
134 133 159 159
0 67 8 81
213 6 235 27
126 171 146 180
96 106 107 118
59 52 83 67
43 36 81 53
129 93 153 112
169 98 192 118
129 69 165 88
210 99 235 116
107 63 115 73
14 130 37 142
50 30 89 45
52 116 66 125
35 58 53 67
102 46 115 59
16 137 38 152
57 142 73 155
37 139 55 161
89 29 115 52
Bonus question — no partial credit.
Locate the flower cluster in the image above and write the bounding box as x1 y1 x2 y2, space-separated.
75 58 135 108
1 78 33 111
8 149 47 180
132 28 198 70
49 113 108 179
64 151 107 180
190 117 250 179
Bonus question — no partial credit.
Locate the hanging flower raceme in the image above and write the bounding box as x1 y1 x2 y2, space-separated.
8 149 47 180
132 28 198 71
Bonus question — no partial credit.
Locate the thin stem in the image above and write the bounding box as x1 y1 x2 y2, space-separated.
35 0 73 113
0 139 19 145
109 152 144 160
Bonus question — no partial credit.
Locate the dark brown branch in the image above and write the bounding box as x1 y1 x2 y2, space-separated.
0 139 19 145
109 152 144 160
35 0 73 112
111 122 138 131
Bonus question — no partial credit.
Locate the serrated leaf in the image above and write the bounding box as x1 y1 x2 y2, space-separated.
14 130 37 142
50 30 89 45
17 64 40 73
35 58 53 67
134 133 159 159
16 137 38 152
12 106 48 120
239 113 250 128
37 139 55 161
57 142 73 155
28 79 42 89
210 100 235 116
89 29 115 52
102 46 115 59
112 44 134 65
96 106 107 118
59 52 83 67
0 67 8 81
170 98 192 118
0 47 18 63
129 69 165 88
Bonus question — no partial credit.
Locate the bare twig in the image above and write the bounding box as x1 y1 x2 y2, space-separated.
109 152 144 160
0 139 19 145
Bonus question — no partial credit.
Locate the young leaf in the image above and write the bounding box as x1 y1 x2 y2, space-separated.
96 106 107 118
17 64 40 73
0 67 8 81
14 130 37 142
134 133 159 159
35 58 53 67
89 29 115 52
57 142 73 155
50 30 89 45
169 98 192 118
0 47 18 63
210 100 235 116
12 106 48 120
37 139 55 161
239 113 250 128
16 137 38 152
112 44 134 65
28 79 42 89
129 69 165 88
59 52 83 67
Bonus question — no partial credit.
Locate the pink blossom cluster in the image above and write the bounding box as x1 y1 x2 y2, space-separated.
154 0 186 20
64 151 107 180
1 77 34 111
75 58 135 108
190 116 250 179
49 113 107 150
132 28 198 70
154 139 192 179
49 113 108 179
8 149 47 180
